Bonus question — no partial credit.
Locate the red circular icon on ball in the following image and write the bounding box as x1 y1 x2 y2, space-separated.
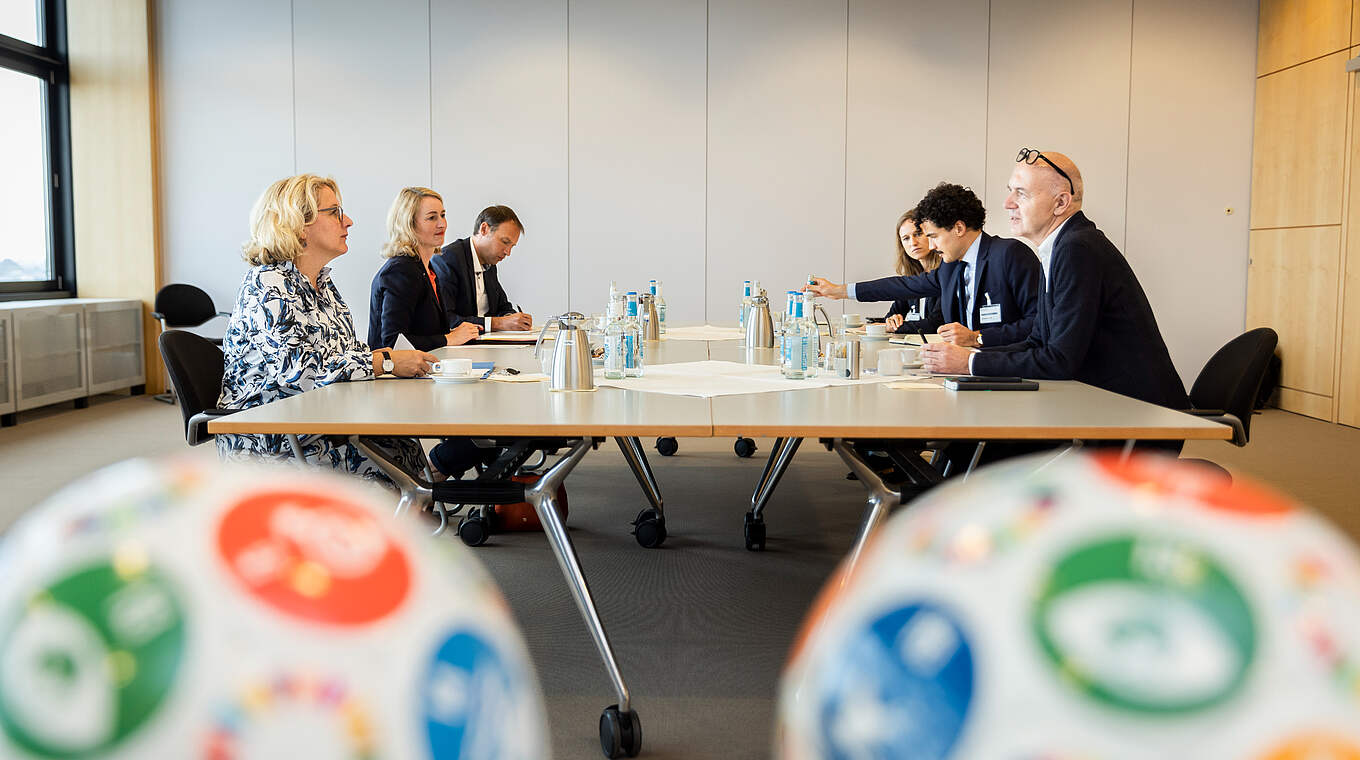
217 489 412 626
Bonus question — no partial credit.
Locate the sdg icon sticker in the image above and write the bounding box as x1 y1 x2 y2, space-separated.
815 602 974 760
1033 534 1256 714
217 489 412 627
424 631 523 759
0 561 186 757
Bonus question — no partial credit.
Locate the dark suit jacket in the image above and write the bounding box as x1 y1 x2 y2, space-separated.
973 211 1189 410
855 233 1042 346
430 237 514 327
367 255 450 351
886 296 944 335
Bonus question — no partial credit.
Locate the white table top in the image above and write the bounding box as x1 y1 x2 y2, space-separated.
209 340 1230 442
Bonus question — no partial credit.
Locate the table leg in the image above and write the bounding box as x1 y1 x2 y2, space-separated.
527 440 634 714
832 439 902 581
1120 438 1136 463
961 441 987 481
351 436 432 521
749 436 803 520
615 436 664 515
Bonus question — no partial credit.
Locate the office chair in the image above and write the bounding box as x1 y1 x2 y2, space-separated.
157 330 235 446
152 283 231 404
1185 327 1279 447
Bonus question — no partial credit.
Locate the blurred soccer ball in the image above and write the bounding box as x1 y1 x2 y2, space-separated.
0 457 549 759
778 453 1360 759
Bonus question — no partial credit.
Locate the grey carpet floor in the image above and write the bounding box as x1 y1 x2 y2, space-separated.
1 393 1357 759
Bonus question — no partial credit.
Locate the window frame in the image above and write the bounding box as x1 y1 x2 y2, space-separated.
0 0 75 300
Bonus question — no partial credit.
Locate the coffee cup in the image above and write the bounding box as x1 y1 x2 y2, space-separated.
865 323 887 337
876 349 904 376
843 313 864 328
899 346 920 365
432 357 473 376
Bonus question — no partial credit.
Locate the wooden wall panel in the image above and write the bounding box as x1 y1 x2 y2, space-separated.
1247 227 1341 403
1257 0 1350 75
1339 45 1360 426
1278 388 1337 420
69 0 160 391
1251 52 1350 229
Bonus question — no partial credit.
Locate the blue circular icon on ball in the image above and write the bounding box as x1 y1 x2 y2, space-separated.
423 630 520 760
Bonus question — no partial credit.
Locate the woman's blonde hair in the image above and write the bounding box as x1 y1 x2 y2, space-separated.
241 173 341 266
381 187 444 259
894 208 942 277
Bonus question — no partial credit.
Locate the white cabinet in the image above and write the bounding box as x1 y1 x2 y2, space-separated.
84 300 145 394
14 301 86 411
0 310 14 425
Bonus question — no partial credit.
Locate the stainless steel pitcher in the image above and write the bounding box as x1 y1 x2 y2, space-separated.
534 313 596 392
744 292 775 348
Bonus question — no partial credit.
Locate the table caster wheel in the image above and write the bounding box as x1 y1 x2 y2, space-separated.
734 437 757 458
631 508 667 548
599 704 642 758
655 436 679 456
743 510 766 551
457 515 489 547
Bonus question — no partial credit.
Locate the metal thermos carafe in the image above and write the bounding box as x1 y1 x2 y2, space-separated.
744 292 775 348
534 313 596 391
640 293 661 341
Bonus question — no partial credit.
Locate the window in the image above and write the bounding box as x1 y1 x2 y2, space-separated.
0 1 73 298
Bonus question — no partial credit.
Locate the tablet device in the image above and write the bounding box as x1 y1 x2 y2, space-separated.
943 376 1039 391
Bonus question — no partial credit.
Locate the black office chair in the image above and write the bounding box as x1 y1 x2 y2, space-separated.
152 283 231 404
157 330 235 446
1185 327 1279 447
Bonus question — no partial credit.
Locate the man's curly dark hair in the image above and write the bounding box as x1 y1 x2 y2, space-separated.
914 182 986 231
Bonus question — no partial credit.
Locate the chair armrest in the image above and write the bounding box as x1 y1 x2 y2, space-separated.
150 311 165 321
187 408 237 447
1184 408 1226 417
216 311 232 318
1187 411 1245 447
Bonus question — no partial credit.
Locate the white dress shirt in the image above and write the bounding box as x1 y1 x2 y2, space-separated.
957 233 982 329
1035 216 1073 292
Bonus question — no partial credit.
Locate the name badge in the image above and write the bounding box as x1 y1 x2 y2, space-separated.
907 308 921 320
979 304 1002 324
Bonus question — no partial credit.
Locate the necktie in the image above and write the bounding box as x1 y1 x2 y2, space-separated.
957 262 971 329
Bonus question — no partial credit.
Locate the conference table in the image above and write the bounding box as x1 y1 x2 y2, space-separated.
209 335 1230 758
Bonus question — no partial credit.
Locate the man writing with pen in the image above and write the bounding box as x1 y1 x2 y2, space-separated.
808 182 1041 348
431 204 535 333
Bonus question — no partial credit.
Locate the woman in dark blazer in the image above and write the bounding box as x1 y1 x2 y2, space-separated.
369 187 484 478
885 208 944 334
368 187 481 351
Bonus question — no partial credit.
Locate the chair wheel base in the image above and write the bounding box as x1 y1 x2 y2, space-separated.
631 508 667 548
734 437 757 458
599 704 642 758
743 511 766 551
655 436 678 456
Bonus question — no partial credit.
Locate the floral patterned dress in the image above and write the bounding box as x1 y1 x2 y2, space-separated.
216 261 426 482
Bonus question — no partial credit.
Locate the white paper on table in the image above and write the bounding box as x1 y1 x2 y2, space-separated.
886 380 943 391
490 372 550 382
394 333 416 350
593 360 868 397
660 324 748 341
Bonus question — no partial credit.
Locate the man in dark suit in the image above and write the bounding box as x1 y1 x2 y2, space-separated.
809 183 1041 347
922 149 1188 413
431 205 533 332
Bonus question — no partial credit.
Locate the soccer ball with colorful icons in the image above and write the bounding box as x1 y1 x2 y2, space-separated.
0 457 549 759
777 452 1360 759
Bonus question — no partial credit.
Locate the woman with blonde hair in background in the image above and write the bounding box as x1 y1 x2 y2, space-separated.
369 186 485 479
217 173 435 481
883 208 944 334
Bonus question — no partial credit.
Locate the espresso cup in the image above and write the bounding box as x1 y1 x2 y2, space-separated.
899 346 920 365
432 357 473 376
865 323 887 337
843 313 864 328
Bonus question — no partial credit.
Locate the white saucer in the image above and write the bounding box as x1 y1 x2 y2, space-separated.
904 360 924 369
860 334 891 342
431 374 482 384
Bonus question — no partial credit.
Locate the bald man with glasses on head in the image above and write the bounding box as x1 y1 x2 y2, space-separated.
922 148 1188 421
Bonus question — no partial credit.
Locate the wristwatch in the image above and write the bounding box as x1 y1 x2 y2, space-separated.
380 350 394 375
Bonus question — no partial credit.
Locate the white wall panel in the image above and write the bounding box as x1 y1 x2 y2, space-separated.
294 0 431 341
706 0 847 324
1126 0 1257 384
154 0 293 314
431 0 569 320
843 0 989 304
984 0 1133 249
567 0 707 323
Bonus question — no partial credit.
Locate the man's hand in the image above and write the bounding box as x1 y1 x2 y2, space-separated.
445 322 481 346
384 350 438 377
491 312 533 331
806 278 847 300
921 342 973 375
885 314 905 332
937 322 981 347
